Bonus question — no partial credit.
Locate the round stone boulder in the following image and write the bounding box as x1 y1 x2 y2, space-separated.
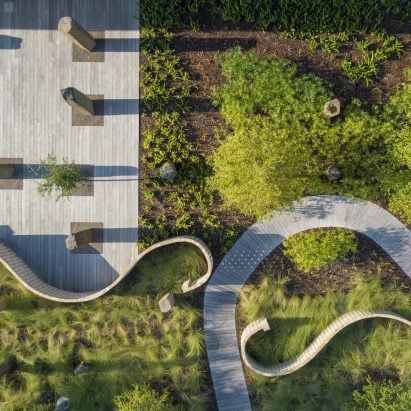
159 161 177 181
55 396 70 411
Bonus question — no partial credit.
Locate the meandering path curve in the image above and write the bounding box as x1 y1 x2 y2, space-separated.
204 195 411 411
240 310 411 377
0 235 213 302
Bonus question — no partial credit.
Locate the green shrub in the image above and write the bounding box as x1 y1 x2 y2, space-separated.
113 384 176 411
34 153 85 200
283 229 357 272
141 0 411 32
352 377 411 411
210 50 410 220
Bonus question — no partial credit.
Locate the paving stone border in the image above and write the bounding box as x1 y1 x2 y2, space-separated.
0 158 23 190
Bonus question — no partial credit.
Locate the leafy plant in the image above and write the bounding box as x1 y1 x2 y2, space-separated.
342 58 378 86
341 34 403 85
352 377 411 411
210 50 410 219
113 384 176 411
35 153 85 200
283 229 358 272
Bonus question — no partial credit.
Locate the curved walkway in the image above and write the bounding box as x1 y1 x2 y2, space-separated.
0 236 213 302
204 195 411 411
240 310 411 377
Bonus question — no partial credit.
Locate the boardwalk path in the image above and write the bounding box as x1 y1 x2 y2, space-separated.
204 195 411 411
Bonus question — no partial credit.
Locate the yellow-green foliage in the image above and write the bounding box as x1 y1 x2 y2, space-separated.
380 80 411 223
209 49 411 220
283 229 357 272
353 376 411 411
239 274 411 410
0 251 208 411
113 384 177 411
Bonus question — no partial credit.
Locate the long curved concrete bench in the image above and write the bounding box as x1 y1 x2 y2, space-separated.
204 195 411 411
0 235 213 303
241 310 411 377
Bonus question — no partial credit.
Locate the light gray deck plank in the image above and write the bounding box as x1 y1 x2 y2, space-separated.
0 0 139 292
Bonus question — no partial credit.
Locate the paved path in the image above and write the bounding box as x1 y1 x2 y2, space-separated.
240 310 411 377
204 195 411 411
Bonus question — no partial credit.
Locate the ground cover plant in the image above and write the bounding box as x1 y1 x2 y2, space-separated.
139 29 248 254
209 49 411 220
139 1 411 260
0 245 211 410
238 245 411 410
283 229 357 273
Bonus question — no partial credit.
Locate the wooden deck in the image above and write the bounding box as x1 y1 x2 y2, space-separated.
0 0 139 292
204 196 411 410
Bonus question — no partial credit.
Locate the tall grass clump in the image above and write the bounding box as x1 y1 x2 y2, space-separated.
0 256 209 410
238 271 411 410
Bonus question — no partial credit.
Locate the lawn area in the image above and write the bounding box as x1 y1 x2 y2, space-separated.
238 231 411 410
0 244 211 410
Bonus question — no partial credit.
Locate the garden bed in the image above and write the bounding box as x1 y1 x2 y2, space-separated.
139 11 411 260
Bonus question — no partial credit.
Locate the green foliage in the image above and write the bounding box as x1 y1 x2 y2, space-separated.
143 112 192 167
341 33 403 85
0 259 209 410
35 153 85 200
139 29 241 254
352 377 411 411
141 0 411 32
239 273 411 410
113 384 176 411
210 50 411 220
283 229 357 272
342 58 378 86
141 46 190 114
141 0 206 29
128 243 207 295
380 81 411 223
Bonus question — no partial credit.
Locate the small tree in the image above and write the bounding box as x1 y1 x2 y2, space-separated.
352 376 411 411
113 384 176 411
36 153 84 200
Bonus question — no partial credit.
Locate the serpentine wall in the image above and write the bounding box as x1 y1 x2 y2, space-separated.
240 310 411 377
0 236 213 303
